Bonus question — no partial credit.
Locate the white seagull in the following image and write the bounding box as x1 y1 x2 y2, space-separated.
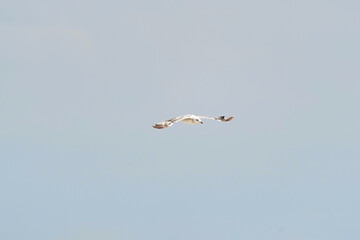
153 114 234 129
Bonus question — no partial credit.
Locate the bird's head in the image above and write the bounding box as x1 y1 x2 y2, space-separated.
195 118 203 124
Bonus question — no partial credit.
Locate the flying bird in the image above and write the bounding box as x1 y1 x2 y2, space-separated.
153 114 234 129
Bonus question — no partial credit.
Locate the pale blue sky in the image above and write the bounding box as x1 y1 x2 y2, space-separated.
1 0 360 239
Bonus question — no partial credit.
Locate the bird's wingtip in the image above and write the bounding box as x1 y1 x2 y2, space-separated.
224 116 234 122
217 116 234 122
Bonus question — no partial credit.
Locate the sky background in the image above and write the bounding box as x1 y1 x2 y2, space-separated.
1 0 360 239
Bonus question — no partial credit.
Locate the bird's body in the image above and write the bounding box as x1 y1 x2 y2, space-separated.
153 114 234 129
181 117 199 124
179 115 202 125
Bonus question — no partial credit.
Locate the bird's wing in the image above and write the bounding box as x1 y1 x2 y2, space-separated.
152 115 189 129
198 116 217 120
199 115 235 122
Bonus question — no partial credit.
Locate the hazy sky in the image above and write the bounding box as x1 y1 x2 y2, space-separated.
1 1 359 239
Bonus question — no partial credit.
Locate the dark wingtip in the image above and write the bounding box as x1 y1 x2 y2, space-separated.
153 125 165 129
223 116 234 122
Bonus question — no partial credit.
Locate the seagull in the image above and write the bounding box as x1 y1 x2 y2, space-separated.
153 114 234 129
